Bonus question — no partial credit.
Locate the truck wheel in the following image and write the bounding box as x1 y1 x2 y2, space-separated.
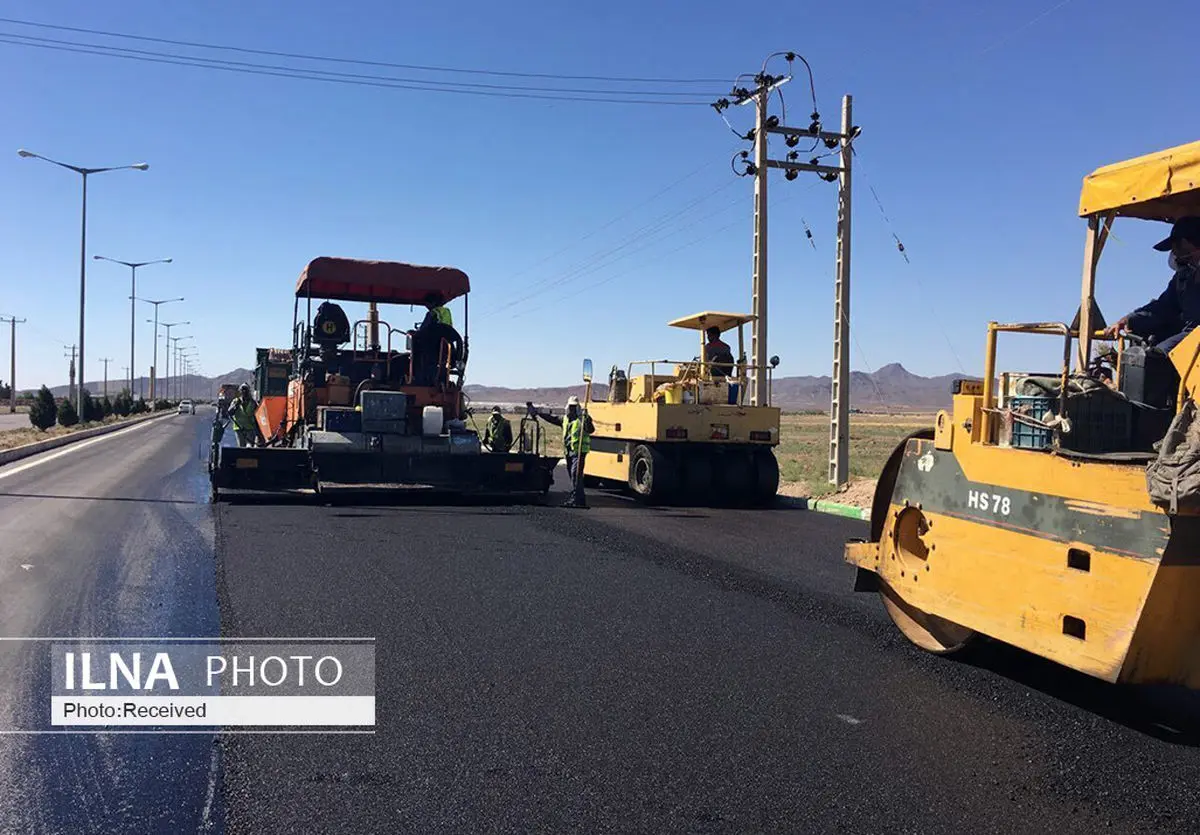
716 449 754 505
752 449 780 506
629 444 675 502
681 450 713 500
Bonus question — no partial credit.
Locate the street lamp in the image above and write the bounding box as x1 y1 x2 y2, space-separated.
94 255 172 398
19 149 149 413
168 335 193 400
159 323 190 399
138 296 183 399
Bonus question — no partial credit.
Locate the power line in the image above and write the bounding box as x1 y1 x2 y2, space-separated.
0 35 716 105
0 32 720 98
0 17 729 84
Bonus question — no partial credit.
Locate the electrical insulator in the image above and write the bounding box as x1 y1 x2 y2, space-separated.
785 135 799 148
785 169 798 181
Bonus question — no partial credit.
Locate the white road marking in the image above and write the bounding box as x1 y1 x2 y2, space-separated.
836 714 864 725
19 565 32 571
200 742 219 832
0 417 168 482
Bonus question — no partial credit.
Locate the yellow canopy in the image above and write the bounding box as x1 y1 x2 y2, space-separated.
1078 139 1200 220
668 311 756 332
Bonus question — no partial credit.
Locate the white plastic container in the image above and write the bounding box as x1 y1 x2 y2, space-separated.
422 405 444 436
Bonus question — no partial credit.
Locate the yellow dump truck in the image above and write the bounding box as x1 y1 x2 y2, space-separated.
845 139 1200 688
583 311 781 505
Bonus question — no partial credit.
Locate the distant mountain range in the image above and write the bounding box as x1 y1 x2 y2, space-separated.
46 363 967 412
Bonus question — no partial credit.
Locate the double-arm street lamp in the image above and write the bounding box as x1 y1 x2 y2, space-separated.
18 149 148 412
93 255 172 397
138 297 183 399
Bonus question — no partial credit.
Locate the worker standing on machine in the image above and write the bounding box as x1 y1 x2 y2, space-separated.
1105 217 1200 352
484 406 514 453
229 383 259 447
531 396 594 508
704 326 735 378
422 292 453 328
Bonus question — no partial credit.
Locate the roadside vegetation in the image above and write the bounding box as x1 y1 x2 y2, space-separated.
0 386 183 453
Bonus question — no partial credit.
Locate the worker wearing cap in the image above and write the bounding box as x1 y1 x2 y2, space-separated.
1106 217 1200 353
483 406 514 453
229 383 259 447
533 395 594 508
703 326 735 379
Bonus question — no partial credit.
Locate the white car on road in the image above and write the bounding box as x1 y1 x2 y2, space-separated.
178 399 195 415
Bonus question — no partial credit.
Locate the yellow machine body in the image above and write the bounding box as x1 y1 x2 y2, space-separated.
582 311 781 505
845 139 1200 687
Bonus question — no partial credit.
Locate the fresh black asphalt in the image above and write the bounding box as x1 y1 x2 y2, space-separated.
2 413 1200 832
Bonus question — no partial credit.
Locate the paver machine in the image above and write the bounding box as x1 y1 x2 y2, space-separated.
583 311 781 505
209 257 559 499
844 139 1200 688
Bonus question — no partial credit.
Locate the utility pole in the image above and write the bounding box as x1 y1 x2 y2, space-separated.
713 54 859 486
99 357 112 399
0 316 24 413
64 345 77 406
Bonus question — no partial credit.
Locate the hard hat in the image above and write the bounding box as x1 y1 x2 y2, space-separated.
491 405 501 413
239 383 250 393
567 395 580 407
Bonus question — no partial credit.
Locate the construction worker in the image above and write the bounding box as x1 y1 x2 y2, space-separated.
229 383 259 447
704 326 735 378
483 406 514 453
422 292 453 329
532 395 594 508
1105 217 1200 353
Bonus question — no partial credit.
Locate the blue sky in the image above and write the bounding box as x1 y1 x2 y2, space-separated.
1 0 1193 391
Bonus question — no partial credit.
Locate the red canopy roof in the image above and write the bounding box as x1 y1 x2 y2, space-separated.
295 257 470 304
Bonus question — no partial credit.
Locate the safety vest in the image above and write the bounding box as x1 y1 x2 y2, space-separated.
432 306 453 327
230 397 257 430
563 416 590 455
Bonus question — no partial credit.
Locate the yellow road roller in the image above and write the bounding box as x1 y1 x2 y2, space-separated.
845 139 1200 688
583 311 781 505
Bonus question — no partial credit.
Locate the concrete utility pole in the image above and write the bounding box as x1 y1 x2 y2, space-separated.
99 357 113 399
713 56 859 486
0 316 24 413
64 345 77 406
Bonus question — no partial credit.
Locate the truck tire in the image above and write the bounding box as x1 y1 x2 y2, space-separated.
715 448 755 505
680 449 714 500
753 449 780 506
629 444 676 503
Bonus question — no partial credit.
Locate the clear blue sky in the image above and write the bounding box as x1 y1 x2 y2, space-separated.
1 0 1193 392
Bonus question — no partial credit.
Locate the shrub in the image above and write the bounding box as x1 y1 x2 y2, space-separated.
80 390 104 423
112 390 132 417
57 397 79 427
101 397 113 418
28 385 57 430
131 398 149 415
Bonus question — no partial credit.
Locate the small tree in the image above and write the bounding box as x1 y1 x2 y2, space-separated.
0 380 10 400
57 397 79 427
101 396 113 418
28 385 56 430
80 390 101 423
113 389 132 417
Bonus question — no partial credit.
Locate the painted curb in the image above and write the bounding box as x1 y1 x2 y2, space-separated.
0 411 176 467
778 495 870 522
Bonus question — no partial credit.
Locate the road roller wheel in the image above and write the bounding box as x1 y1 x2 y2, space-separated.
629 444 676 503
715 449 754 505
680 450 713 499
871 427 975 655
752 449 779 506
879 580 976 655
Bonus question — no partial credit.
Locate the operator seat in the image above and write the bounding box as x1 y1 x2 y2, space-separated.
313 301 351 362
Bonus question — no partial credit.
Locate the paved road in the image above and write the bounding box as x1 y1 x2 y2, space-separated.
0 412 30 431
3 416 1200 833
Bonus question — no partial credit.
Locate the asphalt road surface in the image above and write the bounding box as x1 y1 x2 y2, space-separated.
2 414 1200 833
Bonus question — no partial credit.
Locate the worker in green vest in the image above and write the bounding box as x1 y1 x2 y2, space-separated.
533 395 594 508
483 406 514 453
422 292 453 328
229 383 259 447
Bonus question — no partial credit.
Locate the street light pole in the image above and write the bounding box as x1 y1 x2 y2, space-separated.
159 323 189 400
94 256 171 399
19 149 149 413
0 316 24 413
139 297 182 399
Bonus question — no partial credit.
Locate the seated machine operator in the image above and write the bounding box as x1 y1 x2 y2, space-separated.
412 304 463 387
703 326 735 379
1105 217 1200 353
